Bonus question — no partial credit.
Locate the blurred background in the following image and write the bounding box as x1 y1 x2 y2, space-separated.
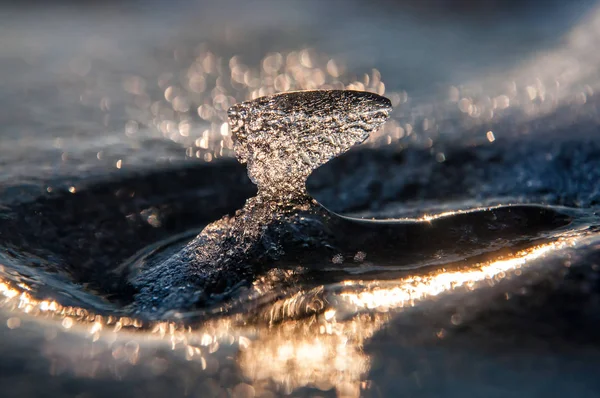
1 0 597 199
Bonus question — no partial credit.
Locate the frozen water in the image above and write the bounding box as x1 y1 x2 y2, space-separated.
132 90 392 314
228 90 392 200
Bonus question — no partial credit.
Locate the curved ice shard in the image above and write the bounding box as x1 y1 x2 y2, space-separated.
132 90 392 316
228 90 392 200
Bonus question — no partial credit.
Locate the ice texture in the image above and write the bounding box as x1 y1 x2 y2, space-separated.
228 90 392 200
132 90 392 315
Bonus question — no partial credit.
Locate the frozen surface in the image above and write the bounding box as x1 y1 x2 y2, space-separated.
1 1 600 397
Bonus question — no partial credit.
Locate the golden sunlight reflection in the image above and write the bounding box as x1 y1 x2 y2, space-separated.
0 234 587 397
228 237 580 396
238 313 388 397
338 241 568 312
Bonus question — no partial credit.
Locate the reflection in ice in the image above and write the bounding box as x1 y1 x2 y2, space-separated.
338 241 570 312
239 313 383 397
0 232 591 397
